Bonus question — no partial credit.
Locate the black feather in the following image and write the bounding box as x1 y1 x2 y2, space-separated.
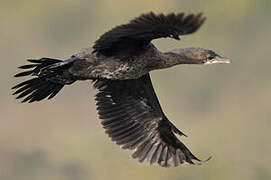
93 12 205 56
12 58 70 103
18 64 37 69
12 78 38 89
48 85 64 99
14 70 34 77
94 74 204 167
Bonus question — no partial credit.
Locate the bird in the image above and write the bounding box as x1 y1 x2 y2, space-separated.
12 12 231 167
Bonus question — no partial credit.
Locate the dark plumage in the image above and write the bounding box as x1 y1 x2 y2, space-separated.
12 12 230 167
93 12 205 56
94 74 201 166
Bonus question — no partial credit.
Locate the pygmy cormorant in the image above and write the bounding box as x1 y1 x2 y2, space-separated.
12 12 231 167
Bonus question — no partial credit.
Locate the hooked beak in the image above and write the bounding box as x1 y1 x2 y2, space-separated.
205 56 231 65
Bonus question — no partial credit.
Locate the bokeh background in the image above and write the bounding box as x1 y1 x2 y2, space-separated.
1 0 271 179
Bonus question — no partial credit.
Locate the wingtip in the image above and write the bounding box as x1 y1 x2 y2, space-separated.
14 70 34 77
11 85 17 90
191 155 212 166
27 59 41 63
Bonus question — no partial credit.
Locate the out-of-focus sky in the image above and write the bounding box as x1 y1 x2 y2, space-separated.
1 0 271 179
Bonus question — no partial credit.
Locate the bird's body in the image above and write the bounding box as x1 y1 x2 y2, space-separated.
69 44 160 80
12 12 230 167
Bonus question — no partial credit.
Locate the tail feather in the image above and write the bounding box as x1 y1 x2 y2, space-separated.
12 58 72 103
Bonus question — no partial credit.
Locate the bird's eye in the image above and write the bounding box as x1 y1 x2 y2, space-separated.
207 56 214 60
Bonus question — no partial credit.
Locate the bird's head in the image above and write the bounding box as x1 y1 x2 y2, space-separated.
170 47 231 65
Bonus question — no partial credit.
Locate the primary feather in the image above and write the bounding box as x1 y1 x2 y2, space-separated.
93 12 205 56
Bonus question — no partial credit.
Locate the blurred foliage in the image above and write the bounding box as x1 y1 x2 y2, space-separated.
1 0 271 179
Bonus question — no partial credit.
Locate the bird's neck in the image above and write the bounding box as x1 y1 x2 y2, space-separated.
154 48 201 69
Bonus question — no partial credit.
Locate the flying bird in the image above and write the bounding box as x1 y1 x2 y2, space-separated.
12 12 231 167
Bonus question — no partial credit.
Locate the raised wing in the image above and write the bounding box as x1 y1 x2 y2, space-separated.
94 74 204 167
93 12 206 56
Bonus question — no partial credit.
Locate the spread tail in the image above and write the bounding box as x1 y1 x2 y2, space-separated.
12 58 76 103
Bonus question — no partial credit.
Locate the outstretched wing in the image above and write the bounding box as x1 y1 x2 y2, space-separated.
94 74 204 167
93 12 206 56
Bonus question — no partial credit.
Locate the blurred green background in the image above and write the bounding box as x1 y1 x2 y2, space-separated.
1 0 271 179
